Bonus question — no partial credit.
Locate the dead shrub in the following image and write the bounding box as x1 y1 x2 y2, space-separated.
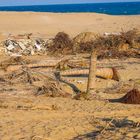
48 32 73 55
93 29 140 59
36 81 71 98
76 41 94 53
3 67 71 98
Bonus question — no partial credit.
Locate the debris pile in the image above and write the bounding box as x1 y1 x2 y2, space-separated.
93 29 140 58
0 29 140 58
3 37 48 56
119 88 140 104
1 64 70 97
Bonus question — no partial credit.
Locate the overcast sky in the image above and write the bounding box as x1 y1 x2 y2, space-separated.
0 0 140 6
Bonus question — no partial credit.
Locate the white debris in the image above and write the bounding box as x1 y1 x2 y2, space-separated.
3 38 48 56
104 32 121 36
7 44 15 51
35 42 41 51
18 41 26 50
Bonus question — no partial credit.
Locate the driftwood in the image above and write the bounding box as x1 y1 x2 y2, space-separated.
6 62 59 72
60 68 120 81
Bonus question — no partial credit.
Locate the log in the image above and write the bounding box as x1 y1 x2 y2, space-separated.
87 50 97 94
60 67 120 81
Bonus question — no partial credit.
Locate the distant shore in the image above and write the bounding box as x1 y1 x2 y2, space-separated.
0 12 139 39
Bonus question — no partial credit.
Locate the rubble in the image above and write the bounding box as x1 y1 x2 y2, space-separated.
3 37 48 56
0 29 139 58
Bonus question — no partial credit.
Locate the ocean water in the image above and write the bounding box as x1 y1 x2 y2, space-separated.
0 2 140 15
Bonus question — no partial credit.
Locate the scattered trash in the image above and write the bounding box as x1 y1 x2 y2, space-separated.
3 38 48 56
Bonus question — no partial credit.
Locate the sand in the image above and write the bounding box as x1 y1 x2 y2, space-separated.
0 55 140 140
0 12 140 38
0 12 140 140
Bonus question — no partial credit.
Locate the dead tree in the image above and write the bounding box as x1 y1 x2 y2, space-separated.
86 49 97 94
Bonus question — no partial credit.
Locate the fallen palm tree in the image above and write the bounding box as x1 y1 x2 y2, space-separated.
60 67 120 81
5 61 60 72
0 57 31 70
1 57 71 72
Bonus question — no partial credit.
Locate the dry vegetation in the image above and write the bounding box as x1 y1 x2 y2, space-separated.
49 29 140 58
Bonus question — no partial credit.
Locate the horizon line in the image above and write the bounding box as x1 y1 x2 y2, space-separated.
0 1 139 7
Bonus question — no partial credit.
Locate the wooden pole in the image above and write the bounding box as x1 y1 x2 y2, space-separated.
86 49 97 94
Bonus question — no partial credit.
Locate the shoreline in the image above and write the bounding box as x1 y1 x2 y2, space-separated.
0 11 140 15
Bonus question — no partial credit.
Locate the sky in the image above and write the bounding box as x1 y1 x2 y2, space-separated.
0 0 140 6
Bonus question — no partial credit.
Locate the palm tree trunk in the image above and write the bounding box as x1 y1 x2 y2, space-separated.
86 49 97 94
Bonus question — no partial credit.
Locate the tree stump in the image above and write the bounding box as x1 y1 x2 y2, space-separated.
87 49 97 94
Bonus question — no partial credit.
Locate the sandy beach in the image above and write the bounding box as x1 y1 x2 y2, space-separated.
0 11 139 140
0 12 140 38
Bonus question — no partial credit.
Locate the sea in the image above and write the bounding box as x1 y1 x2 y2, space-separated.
0 2 140 15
